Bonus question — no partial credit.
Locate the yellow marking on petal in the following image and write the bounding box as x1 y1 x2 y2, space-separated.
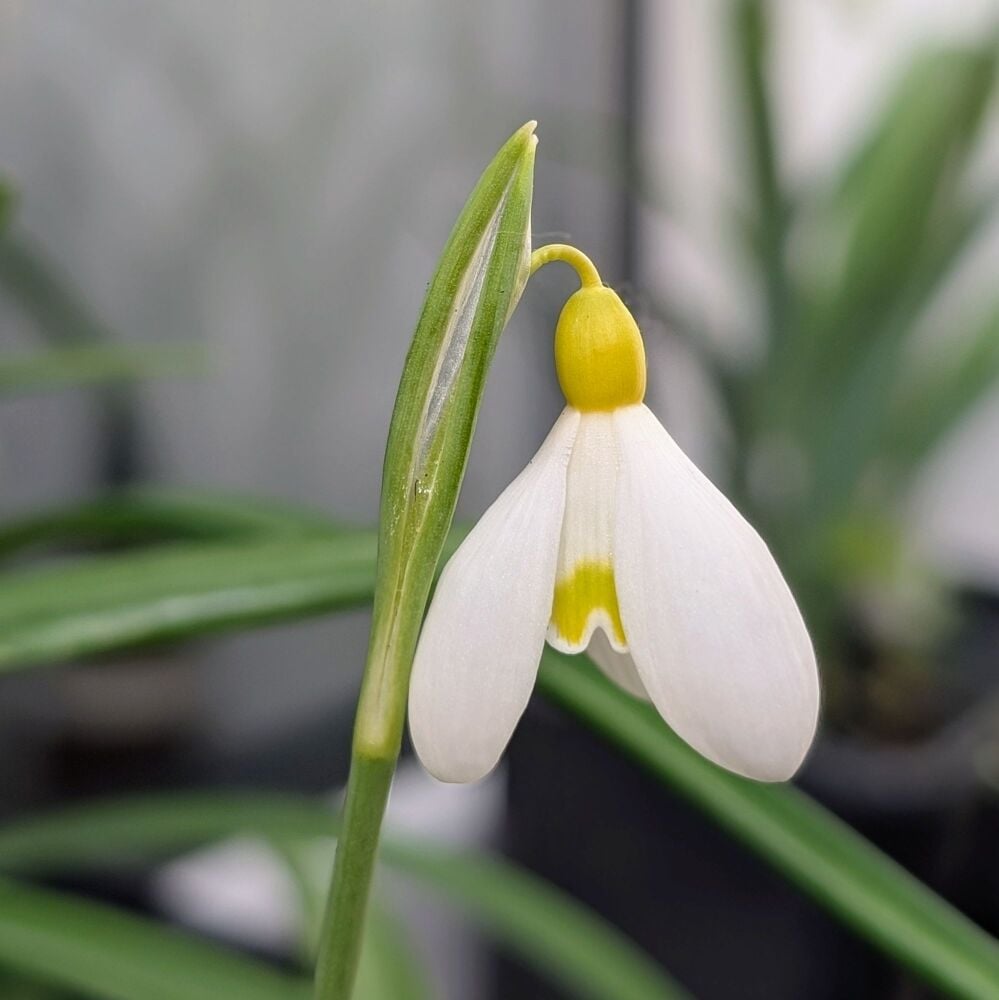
550 560 626 650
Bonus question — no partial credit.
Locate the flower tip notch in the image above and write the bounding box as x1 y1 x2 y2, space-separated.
514 120 539 156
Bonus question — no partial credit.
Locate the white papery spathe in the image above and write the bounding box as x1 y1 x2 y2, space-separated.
408 402 819 785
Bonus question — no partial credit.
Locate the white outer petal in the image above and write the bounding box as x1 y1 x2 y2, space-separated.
408 408 580 782
613 404 819 781
585 629 648 701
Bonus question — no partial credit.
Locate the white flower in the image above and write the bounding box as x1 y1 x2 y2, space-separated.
409 246 819 784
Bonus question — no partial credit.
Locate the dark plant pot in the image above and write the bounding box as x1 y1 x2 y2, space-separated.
499 590 999 1000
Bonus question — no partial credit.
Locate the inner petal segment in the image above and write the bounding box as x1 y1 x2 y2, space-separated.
546 412 627 654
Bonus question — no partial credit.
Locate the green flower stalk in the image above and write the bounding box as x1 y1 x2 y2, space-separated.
313 122 537 1000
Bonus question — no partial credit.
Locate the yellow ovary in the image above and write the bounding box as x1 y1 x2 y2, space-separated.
531 243 647 413
554 286 646 412
550 560 626 651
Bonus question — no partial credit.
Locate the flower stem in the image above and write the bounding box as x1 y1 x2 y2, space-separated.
531 244 602 288
313 606 416 1000
313 754 394 1000
312 543 466 996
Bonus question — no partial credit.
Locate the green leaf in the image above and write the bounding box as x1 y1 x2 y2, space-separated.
0 970 60 1000
382 840 688 1000
0 344 206 395
0 876 309 1000
801 193 999 528
272 840 433 999
269 839 331 965
765 44 997 445
884 300 999 483
0 521 469 674
0 489 340 561
826 45 994 334
535 650 999 1000
0 795 340 871
731 0 789 349
0 179 15 232
0 794 685 1000
0 233 111 347
0 535 379 671
354 903 430 1000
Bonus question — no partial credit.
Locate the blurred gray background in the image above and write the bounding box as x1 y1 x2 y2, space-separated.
0 0 634 752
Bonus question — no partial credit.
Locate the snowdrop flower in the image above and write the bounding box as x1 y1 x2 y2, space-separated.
409 245 819 784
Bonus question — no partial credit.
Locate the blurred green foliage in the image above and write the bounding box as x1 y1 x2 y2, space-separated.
0 794 686 1000
0 194 204 394
0 514 997 995
671 1 999 733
